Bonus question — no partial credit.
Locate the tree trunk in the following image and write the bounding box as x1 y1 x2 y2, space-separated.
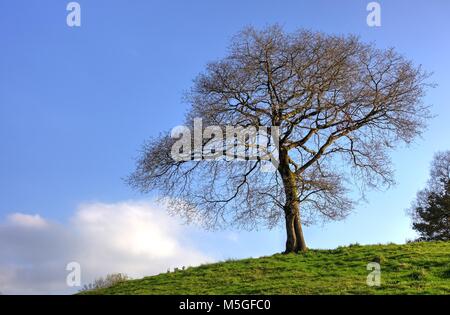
284 211 298 253
283 200 307 253
278 148 308 253
293 211 307 252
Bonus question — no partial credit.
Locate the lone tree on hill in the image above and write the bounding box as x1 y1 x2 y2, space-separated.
410 151 450 241
130 26 432 253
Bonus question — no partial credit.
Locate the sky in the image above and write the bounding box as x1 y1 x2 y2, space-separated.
0 0 449 294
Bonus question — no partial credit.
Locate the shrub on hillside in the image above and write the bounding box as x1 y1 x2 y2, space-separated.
80 273 130 292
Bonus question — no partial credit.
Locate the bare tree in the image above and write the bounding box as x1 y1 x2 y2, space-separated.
428 151 450 193
410 151 450 211
129 26 432 253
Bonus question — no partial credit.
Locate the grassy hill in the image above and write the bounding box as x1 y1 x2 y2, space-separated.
82 241 450 295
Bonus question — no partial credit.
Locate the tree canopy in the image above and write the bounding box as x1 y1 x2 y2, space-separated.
410 151 450 241
130 26 432 252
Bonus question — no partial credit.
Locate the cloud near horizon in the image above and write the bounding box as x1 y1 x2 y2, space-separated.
0 201 212 294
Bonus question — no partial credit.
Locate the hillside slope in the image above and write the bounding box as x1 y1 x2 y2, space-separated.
82 241 450 295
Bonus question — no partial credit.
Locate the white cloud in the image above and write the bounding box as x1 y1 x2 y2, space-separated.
7 213 48 228
0 201 212 295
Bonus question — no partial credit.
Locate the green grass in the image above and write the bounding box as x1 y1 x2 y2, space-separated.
81 241 450 295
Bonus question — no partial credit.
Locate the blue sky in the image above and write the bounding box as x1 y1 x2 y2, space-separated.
0 0 449 293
